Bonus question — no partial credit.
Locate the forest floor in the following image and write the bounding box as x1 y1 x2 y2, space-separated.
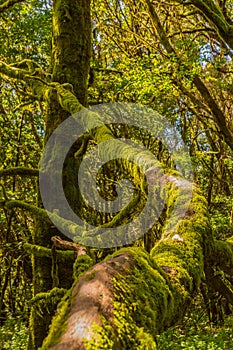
1 296 232 349
157 296 233 350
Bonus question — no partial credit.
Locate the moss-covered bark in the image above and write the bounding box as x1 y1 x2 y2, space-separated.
39 177 232 349
0 200 49 219
51 0 91 107
38 182 211 350
3 1 230 348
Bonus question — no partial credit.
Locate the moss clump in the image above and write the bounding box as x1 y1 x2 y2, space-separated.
84 314 158 350
23 242 77 262
85 270 97 281
73 254 93 279
29 287 67 308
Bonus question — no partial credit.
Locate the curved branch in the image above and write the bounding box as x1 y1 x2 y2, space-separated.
145 0 233 151
0 199 49 220
0 61 84 114
189 0 233 49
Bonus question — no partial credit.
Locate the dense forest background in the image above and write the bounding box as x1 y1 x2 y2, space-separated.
0 0 233 349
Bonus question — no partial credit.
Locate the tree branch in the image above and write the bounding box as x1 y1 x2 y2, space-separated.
41 186 210 349
145 0 233 151
164 0 233 49
145 0 174 54
0 199 49 220
23 243 77 261
193 76 233 150
51 236 86 256
0 167 39 177
191 0 233 49
0 61 84 114
168 27 215 38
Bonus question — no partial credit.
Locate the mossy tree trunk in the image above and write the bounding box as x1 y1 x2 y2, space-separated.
29 1 91 349
39 181 233 350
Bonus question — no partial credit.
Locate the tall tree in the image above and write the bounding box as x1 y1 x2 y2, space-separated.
31 0 91 348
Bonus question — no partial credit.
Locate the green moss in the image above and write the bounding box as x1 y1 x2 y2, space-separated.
0 166 39 177
24 243 53 258
83 248 171 349
29 288 67 306
83 185 209 347
2 200 49 220
84 314 158 350
23 243 76 262
28 288 67 326
73 254 93 279
39 254 94 349
213 239 233 273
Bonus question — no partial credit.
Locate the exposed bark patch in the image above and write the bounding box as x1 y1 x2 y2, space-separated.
49 253 132 350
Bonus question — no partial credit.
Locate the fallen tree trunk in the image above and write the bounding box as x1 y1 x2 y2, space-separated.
39 181 216 350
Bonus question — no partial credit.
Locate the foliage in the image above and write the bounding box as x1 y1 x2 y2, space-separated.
157 299 233 349
0 0 51 326
211 195 233 240
0 317 29 350
91 0 233 197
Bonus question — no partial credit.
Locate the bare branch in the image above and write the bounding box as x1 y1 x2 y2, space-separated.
51 236 86 256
